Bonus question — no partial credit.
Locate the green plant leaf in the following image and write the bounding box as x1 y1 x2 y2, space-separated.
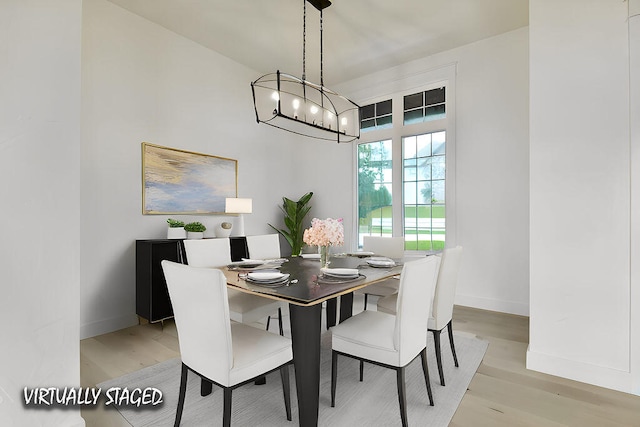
184 221 206 232
268 192 313 255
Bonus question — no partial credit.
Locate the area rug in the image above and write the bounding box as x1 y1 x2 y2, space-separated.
97 331 487 426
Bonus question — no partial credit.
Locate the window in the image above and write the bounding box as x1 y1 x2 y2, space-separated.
356 81 452 252
360 99 392 132
357 140 393 247
403 131 446 250
404 87 445 125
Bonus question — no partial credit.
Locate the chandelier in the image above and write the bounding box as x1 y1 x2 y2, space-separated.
251 0 360 143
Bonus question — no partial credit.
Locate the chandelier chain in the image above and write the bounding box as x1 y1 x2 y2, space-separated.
320 9 324 88
302 0 306 81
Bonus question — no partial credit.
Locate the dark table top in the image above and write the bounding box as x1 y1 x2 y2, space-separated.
223 254 405 306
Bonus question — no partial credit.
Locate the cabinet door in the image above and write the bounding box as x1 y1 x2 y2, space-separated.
136 240 181 322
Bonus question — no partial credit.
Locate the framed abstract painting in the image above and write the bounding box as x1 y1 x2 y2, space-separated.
142 143 237 214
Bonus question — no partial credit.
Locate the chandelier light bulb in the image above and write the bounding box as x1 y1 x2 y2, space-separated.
310 105 319 114
292 99 300 110
271 91 280 101
341 117 348 126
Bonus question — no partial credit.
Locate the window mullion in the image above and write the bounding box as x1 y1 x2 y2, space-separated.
391 93 404 239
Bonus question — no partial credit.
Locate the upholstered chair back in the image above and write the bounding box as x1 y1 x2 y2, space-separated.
393 256 441 365
183 238 231 267
363 236 405 258
161 261 233 384
431 246 463 330
246 234 281 260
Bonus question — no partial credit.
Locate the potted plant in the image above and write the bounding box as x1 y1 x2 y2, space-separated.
166 218 186 239
184 221 206 240
215 221 233 238
269 191 313 256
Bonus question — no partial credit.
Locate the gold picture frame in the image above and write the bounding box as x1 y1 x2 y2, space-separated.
141 142 238 214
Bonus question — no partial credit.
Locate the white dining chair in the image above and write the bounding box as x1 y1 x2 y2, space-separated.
357 236 405 310
245 234 281 260
182 238 284 335
161 261 293 427
378 246 463 386
330 256 441 427
245 234 287 335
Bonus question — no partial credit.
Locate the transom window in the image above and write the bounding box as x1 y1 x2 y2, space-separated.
360 99 392 132
403 87 445 125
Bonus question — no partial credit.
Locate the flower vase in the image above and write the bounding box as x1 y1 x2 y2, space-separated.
319 245 330 268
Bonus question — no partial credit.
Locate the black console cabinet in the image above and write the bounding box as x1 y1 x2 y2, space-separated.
136 239 183 323
136 237 249 323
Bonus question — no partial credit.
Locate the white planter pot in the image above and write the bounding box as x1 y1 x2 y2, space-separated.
186 231 204 240
167 227 187 239
215 224 232 238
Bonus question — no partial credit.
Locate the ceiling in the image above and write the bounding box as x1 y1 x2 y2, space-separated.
107 0 528 85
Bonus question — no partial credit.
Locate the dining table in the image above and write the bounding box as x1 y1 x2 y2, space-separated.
220 253 405 427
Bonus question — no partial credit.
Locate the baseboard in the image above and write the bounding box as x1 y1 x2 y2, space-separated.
526 346 635 394
80 314 139 339
454 293 529 316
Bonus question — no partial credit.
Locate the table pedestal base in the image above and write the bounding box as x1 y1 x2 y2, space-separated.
289 303 322 427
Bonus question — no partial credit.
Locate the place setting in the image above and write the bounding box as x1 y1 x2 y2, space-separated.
240 271 292 288
360 256 401 269
318 267 365 284
227 258 288 271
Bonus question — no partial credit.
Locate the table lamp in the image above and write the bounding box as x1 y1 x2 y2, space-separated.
225 197 252 236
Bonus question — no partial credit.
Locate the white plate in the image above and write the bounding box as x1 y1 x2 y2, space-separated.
229 260 264 268
300 254 321 259
321 268 360 277
263 258 288 264
347 251 375 258
366 257 396 267
247 272 287 282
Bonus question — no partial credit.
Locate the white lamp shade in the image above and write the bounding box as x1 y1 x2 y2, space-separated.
225 198 253 214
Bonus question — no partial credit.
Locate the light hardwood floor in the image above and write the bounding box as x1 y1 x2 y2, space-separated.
80 302 640 426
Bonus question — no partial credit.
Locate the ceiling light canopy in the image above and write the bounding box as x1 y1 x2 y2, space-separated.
251 0 360 143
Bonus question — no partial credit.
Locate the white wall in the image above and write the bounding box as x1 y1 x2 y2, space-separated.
0 1 84 425
631 0 640 397
80 0 309 338
337 28 530 316
528 0 636 393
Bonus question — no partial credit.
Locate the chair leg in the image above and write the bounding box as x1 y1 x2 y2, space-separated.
174 363 188 427
396 367 408 427
363 293 368 310
223 387 232 427
201 379 213 396
447 320 459 367
432 329 445 386
331 351 338 407
266 315 271 331
278 307 284 336
279 365 292 421
359 360 364 382
420 349 434 406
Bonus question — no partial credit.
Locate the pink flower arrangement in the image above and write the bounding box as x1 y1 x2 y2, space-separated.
303 218 344 247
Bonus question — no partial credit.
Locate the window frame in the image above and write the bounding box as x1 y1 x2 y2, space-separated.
353 73 456 254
